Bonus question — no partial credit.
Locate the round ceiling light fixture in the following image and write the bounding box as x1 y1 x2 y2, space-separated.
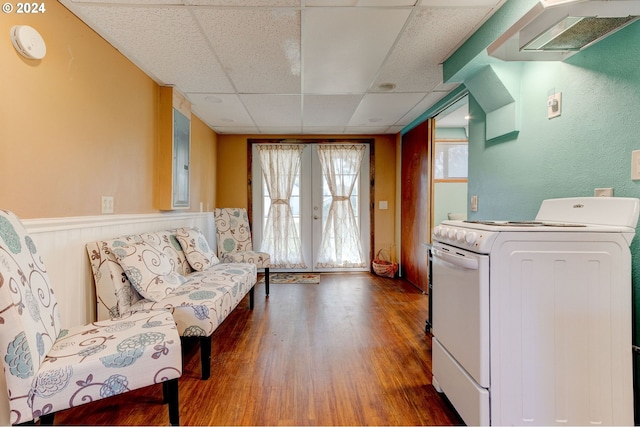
376 83 396 92
10 25 46 60
204 95 223 104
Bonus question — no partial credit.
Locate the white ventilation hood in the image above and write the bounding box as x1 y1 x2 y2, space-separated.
488 0 640 61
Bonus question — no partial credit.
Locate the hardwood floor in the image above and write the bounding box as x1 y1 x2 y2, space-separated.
54 273 463 426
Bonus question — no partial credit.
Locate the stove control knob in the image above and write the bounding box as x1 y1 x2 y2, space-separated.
465 232 478 246
432 226 442 238
447 229 457 240
456 230 466 242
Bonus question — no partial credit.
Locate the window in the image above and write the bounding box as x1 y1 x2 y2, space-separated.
434 142 468 181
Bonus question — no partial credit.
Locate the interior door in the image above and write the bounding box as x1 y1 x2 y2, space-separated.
252 143 370 272
401 120 432 291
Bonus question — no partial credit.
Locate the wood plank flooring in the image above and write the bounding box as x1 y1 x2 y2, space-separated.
54 273 463 426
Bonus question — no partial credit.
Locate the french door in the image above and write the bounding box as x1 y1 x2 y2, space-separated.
251 143 370 273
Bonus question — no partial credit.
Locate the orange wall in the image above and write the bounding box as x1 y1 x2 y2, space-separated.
217 134 397 253
1 1 217 219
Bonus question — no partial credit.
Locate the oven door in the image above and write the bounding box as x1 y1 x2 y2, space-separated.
432 242 489 388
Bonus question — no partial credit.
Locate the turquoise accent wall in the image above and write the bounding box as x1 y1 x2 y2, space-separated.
467 21 640 219
435 127 466 139
464 20 640 417
433 182 467 226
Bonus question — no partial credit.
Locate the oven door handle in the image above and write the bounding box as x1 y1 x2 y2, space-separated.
433 248 479 270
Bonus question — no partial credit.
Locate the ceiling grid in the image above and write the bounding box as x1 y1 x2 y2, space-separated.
59 0 507 134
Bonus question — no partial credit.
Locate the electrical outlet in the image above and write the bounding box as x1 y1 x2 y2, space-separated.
101 196 114 214
594 188 613 197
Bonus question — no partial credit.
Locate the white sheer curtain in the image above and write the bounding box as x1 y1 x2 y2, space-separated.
257 144 306 269
316 144 366 268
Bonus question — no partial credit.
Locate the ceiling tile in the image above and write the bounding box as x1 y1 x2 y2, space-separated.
306 0 417 6
60 0 506 134
257 126 303 134
344 126 390 134
213 126 261 134
372 6 495 93
385 125 406 134
302 126 349 134
195 8 301 93
303 95 362 127
188 93 256 127
70 5 234 92
303 7 412 94
240 94 302 127
349 92 425 127
420 0 502 6
394 91 450 126
69 0 183 4
187 0 298 5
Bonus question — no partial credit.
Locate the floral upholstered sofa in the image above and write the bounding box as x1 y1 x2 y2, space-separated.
85 227 257 380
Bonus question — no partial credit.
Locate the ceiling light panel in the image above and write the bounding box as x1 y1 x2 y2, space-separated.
372 6 493 92
303 7 411 94
72 5 234 92
195 8 301 94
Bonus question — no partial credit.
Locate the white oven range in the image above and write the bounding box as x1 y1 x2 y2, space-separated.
430 197 639 426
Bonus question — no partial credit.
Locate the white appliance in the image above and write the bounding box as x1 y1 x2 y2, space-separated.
430 197 639 426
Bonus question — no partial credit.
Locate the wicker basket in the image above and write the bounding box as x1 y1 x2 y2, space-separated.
372 248 398 278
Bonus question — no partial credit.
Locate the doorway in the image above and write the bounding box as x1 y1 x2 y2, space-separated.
432 96 469 229
250 141 372 273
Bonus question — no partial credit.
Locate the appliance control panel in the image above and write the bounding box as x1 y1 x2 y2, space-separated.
432 225 499 254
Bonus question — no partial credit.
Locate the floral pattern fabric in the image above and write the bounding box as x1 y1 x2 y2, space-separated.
0 210 182 425
174 227 220 272
112 241 184 302
86 231 257 338
213 208 271 270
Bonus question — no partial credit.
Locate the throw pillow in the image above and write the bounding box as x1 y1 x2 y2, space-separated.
175 228 220 272
112 241 184 302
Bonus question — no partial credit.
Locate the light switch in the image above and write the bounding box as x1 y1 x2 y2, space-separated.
632 150 640 180
379 201 388 210
470 195 478 212
547 93 562 119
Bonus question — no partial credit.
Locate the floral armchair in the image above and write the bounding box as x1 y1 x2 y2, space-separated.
214 208 271 295
0 210 182 425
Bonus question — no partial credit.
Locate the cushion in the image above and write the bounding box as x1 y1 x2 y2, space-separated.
140 230 193 276
175 228 220 272
112 241 184 302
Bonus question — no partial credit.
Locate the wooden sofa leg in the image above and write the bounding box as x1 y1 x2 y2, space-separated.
163 378 180 426
249 286 255 310
200 336 211 380
264 267 269 296
39 413 55 425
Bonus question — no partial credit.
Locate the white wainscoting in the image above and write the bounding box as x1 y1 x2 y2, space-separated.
22 211 216 329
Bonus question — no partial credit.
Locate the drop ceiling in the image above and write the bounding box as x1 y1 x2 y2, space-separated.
59 0 507 135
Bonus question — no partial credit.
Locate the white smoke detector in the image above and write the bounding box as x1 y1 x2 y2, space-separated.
10 25 46 60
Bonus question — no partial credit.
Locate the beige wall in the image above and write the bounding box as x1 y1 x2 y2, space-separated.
217 134 397 253
1 1 217 219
